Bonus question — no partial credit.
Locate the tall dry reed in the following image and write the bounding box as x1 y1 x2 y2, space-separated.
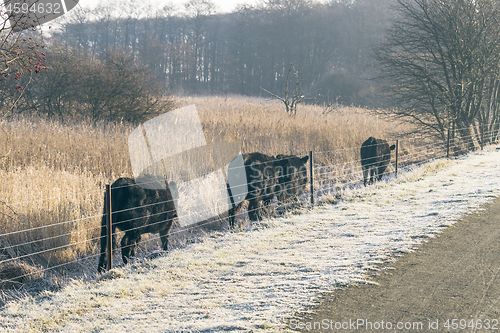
0 96 417 268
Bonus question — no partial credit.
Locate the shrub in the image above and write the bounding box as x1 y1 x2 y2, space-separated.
17 44 176 123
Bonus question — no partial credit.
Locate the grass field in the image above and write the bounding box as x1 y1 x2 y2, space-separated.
0 96 419 293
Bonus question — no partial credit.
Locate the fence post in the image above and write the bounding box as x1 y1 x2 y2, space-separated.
481 123 484 150
105 184 113 271
309 150 314 206
446 129 450 158
395 140 399 178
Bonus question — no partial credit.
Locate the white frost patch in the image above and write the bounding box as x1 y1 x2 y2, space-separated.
2 146 500 332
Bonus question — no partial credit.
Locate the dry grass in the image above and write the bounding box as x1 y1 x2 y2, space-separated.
183 96 421 184
0 116 133 177
0 165 107 265
0 261 44 289
183 96 413 161
0 96 420 281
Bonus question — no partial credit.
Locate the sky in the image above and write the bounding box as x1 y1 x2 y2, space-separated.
78 0 261 13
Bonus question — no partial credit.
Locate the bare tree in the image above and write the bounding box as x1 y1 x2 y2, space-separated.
479 78 500 145
375 0 500 150
185 0 215 93
261 64 308 116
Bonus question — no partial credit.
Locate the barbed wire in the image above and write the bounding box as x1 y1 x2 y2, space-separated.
0 213 103 238
0 127 498 283
0 174 311 265
1 129 490 237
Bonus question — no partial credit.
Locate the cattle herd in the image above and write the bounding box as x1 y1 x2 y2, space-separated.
98 138 394 272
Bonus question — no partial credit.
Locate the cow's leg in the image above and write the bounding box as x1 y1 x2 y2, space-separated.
363 167 369 186
121 232 141 265
98 216 108 273
228 200 245 228
159 228 170 251
261 198 272 218
120 233 131 265
247 199 262 221
262 196 276 218
130 234 141 258
377 165 388 181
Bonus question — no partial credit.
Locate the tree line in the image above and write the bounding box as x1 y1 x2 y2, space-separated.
3 0 500 150
50 0 393 107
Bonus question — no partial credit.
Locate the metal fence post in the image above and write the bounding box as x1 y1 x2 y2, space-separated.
309 150 314 206
395 140 399 178
105 184 113 271
447 129 450 158
481 123 484 150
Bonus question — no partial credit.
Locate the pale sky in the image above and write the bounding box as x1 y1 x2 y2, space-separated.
78 0 260 13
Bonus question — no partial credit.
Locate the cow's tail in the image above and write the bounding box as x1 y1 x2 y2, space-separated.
97 190 109 273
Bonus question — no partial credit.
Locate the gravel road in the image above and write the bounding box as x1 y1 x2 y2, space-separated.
294 196 500 332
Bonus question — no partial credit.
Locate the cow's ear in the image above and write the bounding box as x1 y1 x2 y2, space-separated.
301 156 309 164
390 144 396 150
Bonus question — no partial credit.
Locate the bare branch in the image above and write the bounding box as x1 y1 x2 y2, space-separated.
375 0 500 149
260 87 284 102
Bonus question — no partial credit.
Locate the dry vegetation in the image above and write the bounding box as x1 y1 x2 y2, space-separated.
0 96 422 293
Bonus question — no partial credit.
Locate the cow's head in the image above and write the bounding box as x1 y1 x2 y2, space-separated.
274 154 309 201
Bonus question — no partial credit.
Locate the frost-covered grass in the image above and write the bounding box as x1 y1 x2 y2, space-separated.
1 146 500 332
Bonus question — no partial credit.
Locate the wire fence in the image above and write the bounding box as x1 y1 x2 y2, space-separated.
0 125 498 290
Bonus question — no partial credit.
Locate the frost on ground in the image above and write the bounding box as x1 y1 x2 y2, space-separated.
2 146 500 333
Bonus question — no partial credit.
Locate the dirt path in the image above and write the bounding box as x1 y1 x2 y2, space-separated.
293 196 500 332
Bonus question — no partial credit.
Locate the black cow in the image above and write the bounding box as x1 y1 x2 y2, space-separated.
228 153 283 226
274 154 309 202
360 137 396 186
97 177 178 273
228 153 309 227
